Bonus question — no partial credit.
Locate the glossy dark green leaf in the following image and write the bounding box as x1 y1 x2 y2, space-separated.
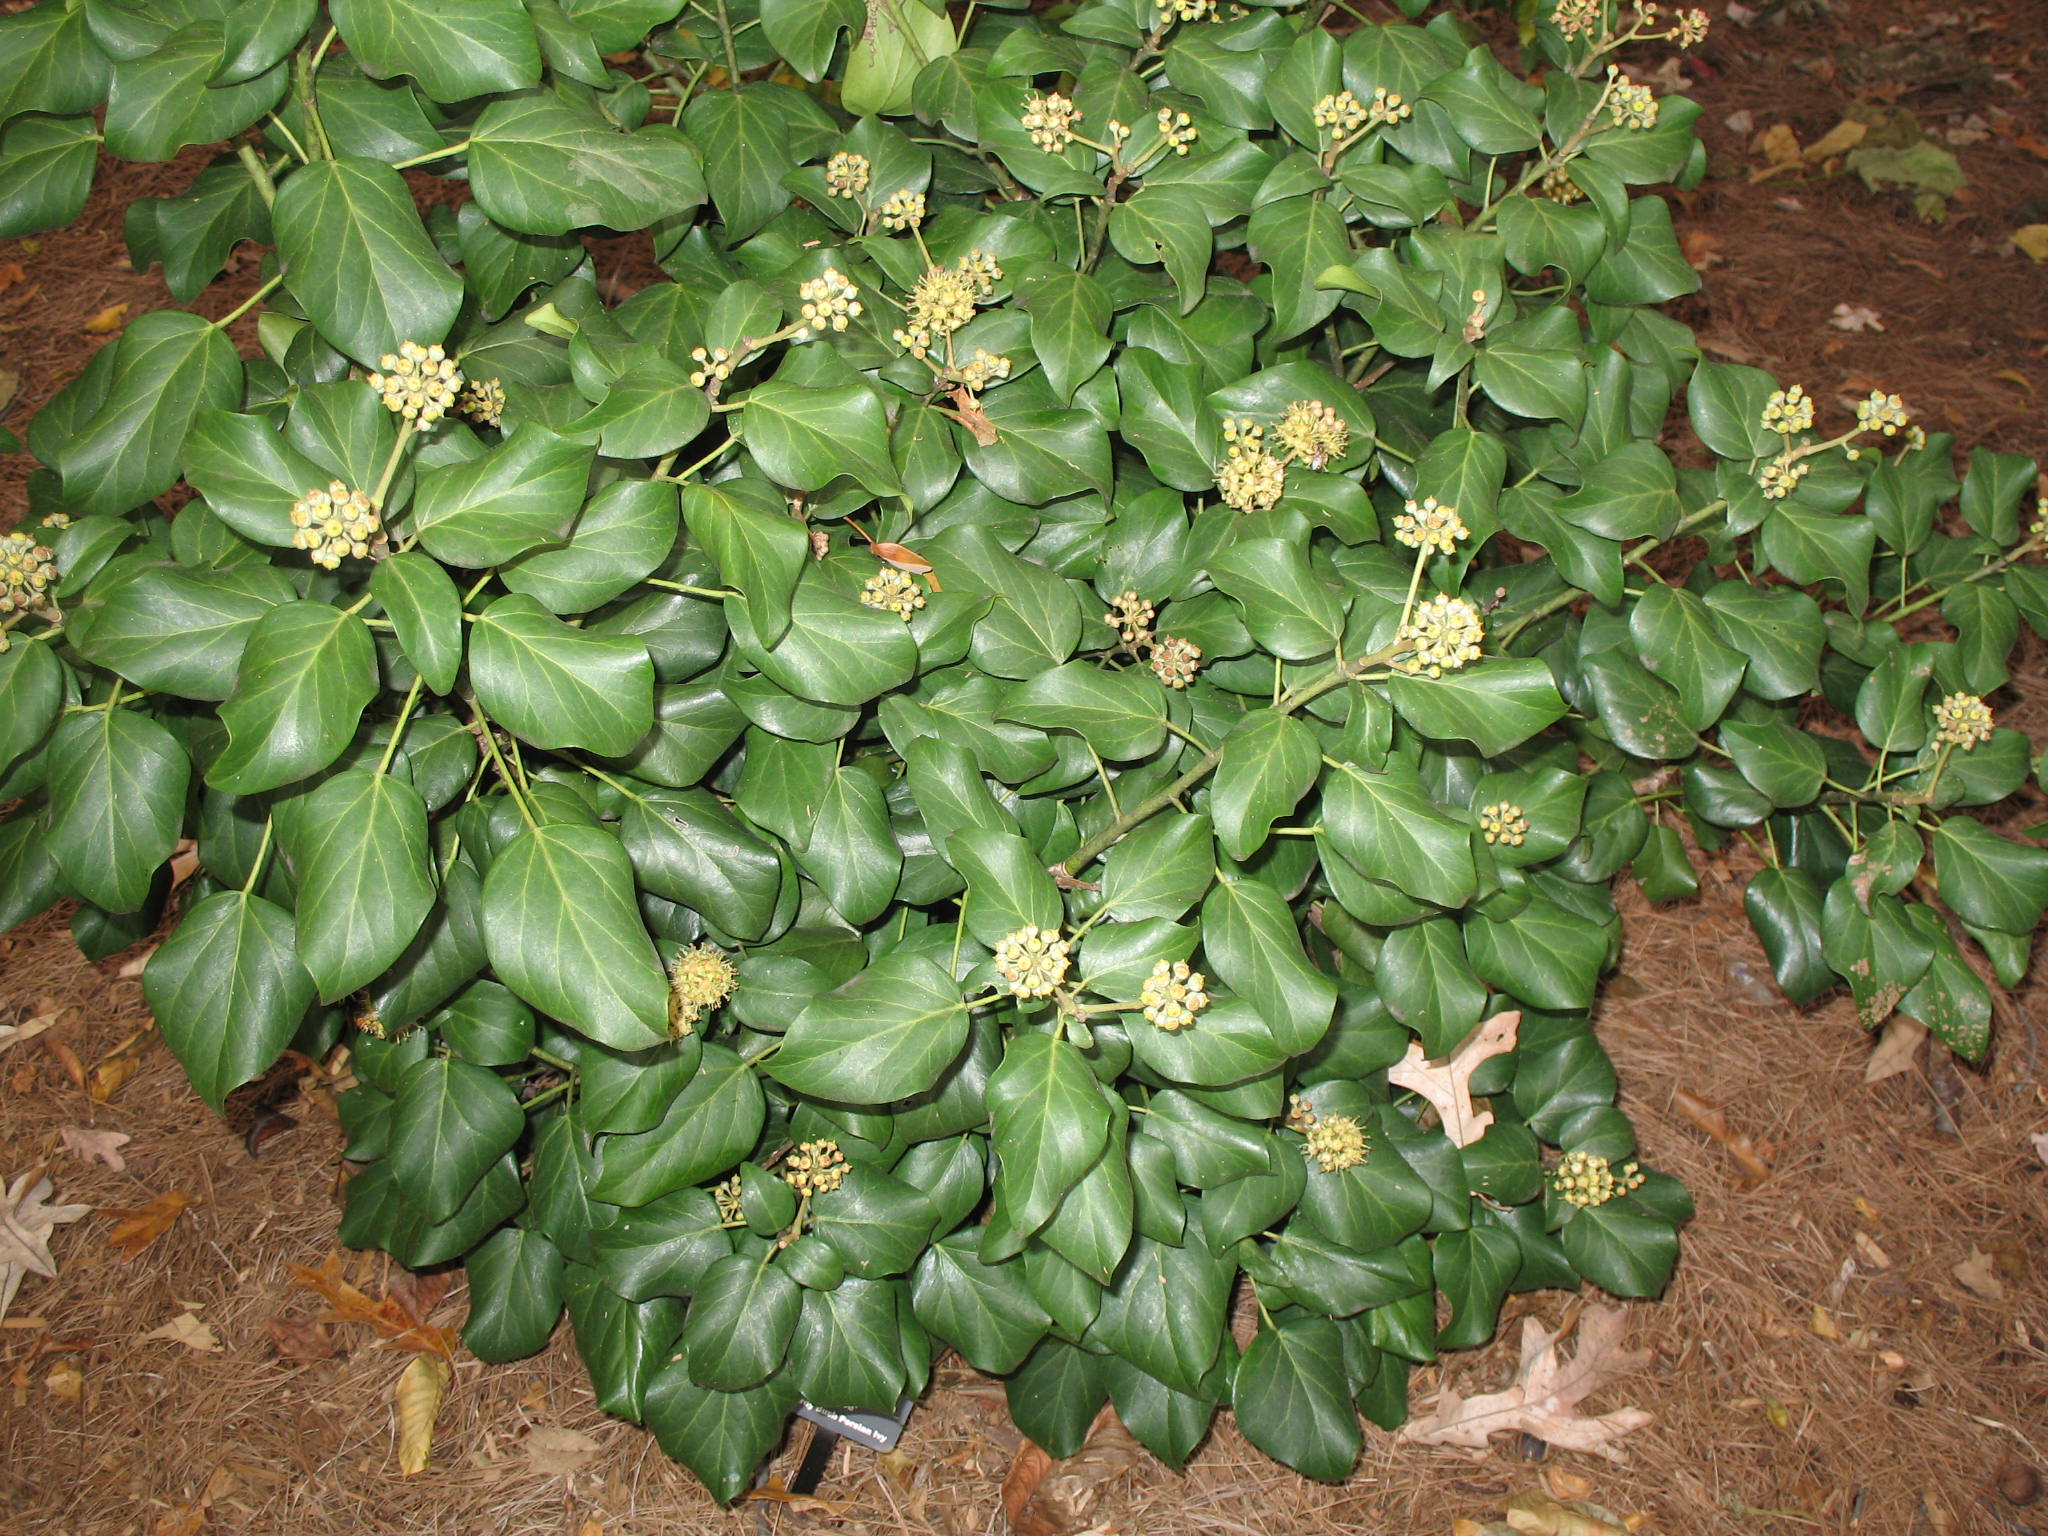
482 822 669 1050
0 113 98 238
1094 1232 1230 1397
619 785 782 942
463 1227 564 1362
471 93 704 236
793 1277 904 1412
58 311 240 514
1233 1316 1360 1482
998 661 1167 762
273 158 461 365
370 550 463 694
1741 866 1828 1005
1098 810 1215 924
1321 760 1477 909
471 592 654 755
1560 1198 1679 1298
987 1032 1110 1239
0 5 110 121
1462 894 1606 1011
329 0 542 102
208 601 378 794
408 424 595 568
75 563 292 701
811 1165 938 1279
1579 649 1696 760
1199 875 1336 1055
771 952 969 1105
287 770 436 1001
46 709 189 914
103 25 285 163
592 1043 766 1205
1930 816 2048 935
143 889 314 1112
741 377 900 497
684 1253 801 1390
910 1232 1049 1374
1386 658 1568 756
390 1055 525 1222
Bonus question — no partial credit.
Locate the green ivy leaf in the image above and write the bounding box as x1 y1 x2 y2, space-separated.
1094 1232 1231 1397
911 1231 1050 1374
988 1032 1110 1238
1386 659 1568 756
1233 1316 1361 1482
143 889 314 1113
73 564 292 702
0 114 98 239
645 1359 798 1505
771 952 971 1104
469 94 704 236
57 311 241 515
1199 875 1336 1055
407 424 595 569
482 821 670 1051
471 592 655 756
1931 817 2048 936
370 550 464 694
1321 760 1476 909
592 1044 767 1205
291 769 437 1002
684 1253 802 1391
998 661 1168 762
463 1227 565 1362
390 1055 526 1223
329 0 542 102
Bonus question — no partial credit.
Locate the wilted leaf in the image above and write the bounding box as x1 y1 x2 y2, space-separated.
59 1126 132 1172
2013 225 2048 262
1862 1015 1925 1084
143 1310 223 1352
82 302 131 334
0 1011 58 1056
43 1359 84 1407
1399 1306 1653 1459
1669 1089 1772 1184
1502 1490 1631 1536
1385 1011 1519 1148
87 1026 154 1102
0 1171 91 1324
97 1190 196 1261
266 1314 338 1360
395 1352 451 1475
289 1251 456 1356
1952 1247 2006 1303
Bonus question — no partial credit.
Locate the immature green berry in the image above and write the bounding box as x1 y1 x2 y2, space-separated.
1217 420 1286 513
995 924 1071 999
1757 452 1810 500
456 377 504 427
1552 0 1601 40
879 189 925 231
0 530 58 614
954 349 1012 391
1140 959 1208 1031
782 1140 847 1198
795 269 863 340
1151 635 1202 689
1479 802 1529 846
1394 496 1468 555
289 481 380 570
713 1175 745 1224
668 943 737 1036
1760 385 1814 435
1399 595 1484 677
1303 1113 1369 1172
861 567 926 619
1021 92 1081 153
1933 692 1993 750
1607 70 1658 131
1155 107 1199 154
367 340 461 424
1312 91 1367 137
824 151 870 198
1854 390 1909 436
1103 589 1155 646
1550 1149 1645 1207
688 345 734 388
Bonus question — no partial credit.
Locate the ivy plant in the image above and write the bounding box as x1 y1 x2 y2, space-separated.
3 0 2045 1497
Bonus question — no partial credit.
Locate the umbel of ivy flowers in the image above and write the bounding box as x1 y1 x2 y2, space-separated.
2 0 2047 1504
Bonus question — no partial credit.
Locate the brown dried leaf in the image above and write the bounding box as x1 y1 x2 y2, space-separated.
0 1011 58 1056
744 1478 852 1516
1505 1491 1631 1536
97 1190 195 1262
265 1314 337 1361
1953 1247 2007 1302
42 1037 88 1092
142 1311 222 1353
1002 1406 1140 1536
1 1171 92 1325
87 1028 154 1102
58 1127 131 1172
1670 1088 1772 1183
1399 1306 1653 1460
386 1269 450 1327
1802 119 1869 161
526 1426 602 1476
0 262 26 294
149 1506 206 1536
44 1358 84 1407
395 1353 450 1475
1864 1015 1926 1083
288 1253 456 1356
1386 1011 1519 1148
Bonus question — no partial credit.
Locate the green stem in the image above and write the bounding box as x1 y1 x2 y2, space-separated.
707 0 743 84
236 143 278 209
530 1048 579 1074
242 816 275 896
388 138 475 172
375 675 425 775
1495 498 1728 651
371 421 415 510
210 273 285 332
471 703 536 829
646 578 740 599
292 47 332 160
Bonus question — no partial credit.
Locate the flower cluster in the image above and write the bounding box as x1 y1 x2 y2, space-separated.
894 252 1001 360
1276 399 1348 469
1154 107 1199 155
2033 495 2048 544
289 481 381 570
1673 6 1709 46
1303 1112 1370 1173
796 269 862 341
0 530 58 616
713 1175 745 1225
367 340 461 425
1394 496 1468 555
1151 635 1202 689
995 925 1071 999
456 377 504 427
1022 92 1081 152
879 189 925 231
782 1140 847 1198
1760 384 1814 436
1104 589 1156 646
1933 692 1993 750
1855 390 1909 436
953 349 1012 392
1757 452 1809 501
1140 960 1209 1032
1538 166 1585 203
1479 802 1530 846
688 345 735 389
824 151 869 198
1157 0 1215 21
1607 70 1658 131
667 943 737 1036
1553 0 1601 39
1551 1149 1645 1208
1399 595 1485 677
1312 90 1368 136
1217 417 1286 513
861 567 927 619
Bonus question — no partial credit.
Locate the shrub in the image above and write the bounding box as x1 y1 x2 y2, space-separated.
2 0 2043 1497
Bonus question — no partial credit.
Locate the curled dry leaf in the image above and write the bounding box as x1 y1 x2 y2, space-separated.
97 1190 196 1262
142 1310 222 1352
1503 1490 1632 1536
87 1028 155 1103
44 1358 84 1407
1670 1089 1772 1184
288 1252 456 1356
1387 1012 1520 1148
1863 1015 1926 1084
1400 1306 1653 1461
394 1353 451 1476
266 1314 338 1361
0 1011 58 1056
743 1478 853 1516
526 1426 602 1476
58 1126 132 1172
1002 1405 1141 1536
1952 1247 2007 1303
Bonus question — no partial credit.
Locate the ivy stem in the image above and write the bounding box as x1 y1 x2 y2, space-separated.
375 674 426 775
707 0 743 85
210 273 285 332
292 47 333 160
530 1048 579 1074
388 138 476 172
242 816 275 896
471 703 536 829
371 421 417 512
645 577 739 599
1495 498 1729 650
659 435 738 482
1877 537 2041 623
236 143 278 209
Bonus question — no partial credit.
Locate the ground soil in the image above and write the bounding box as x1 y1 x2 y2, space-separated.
4 2 2048 1534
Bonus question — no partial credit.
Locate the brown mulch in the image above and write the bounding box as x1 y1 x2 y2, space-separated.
6 2 2048 1533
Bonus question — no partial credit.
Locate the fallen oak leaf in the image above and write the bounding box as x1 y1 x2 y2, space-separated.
142 1310 222 1353
87 1027 155 1103
395 1352 450 1475
1 1171 93 1325
1864 1015 1926 1084
58 1127 132 1172
97 1190 195 1262
1399 1306 1653 1461
288 1252 455 1356
1387 1011 1519 1148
